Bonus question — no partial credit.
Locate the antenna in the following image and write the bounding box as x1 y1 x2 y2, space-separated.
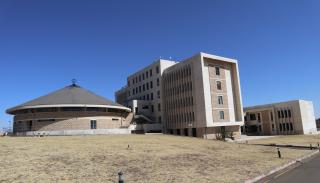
71 79 77 86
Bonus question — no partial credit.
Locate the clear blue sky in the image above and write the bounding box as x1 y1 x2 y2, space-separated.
0 0 319 128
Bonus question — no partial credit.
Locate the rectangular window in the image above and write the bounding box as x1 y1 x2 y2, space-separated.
146 83 149 90
219 111 225 120
150 69 153 76
217 81 222 90
150 81 153 89
290 123 293 131
158 116 162 123
249 114 256 121
139 75 141 82
146 71 148 78
158 103 161 111
257 113 261 122
284 110 288 118
151 105 154 112
143 84 145 91
139 86 141 93
90 120 97 129
215 67 220 76
142 73 145 80
156 66 160 74
288 110 292 118
270 112 273 121
151 93 154 100
279 123 282 131
278 111 281 118
157 78 160 86
157 91 160 99
146 94 149 100
259 125 262 132
218 96 223 105
272 124 275 131
112 118 119 121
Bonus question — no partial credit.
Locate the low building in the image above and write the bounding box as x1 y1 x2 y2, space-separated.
6 83 133 136
243 100 317 135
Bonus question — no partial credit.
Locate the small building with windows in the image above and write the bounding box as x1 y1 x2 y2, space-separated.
6 83 132 136
243 100 317 135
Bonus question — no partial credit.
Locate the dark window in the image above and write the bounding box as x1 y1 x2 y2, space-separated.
112 118 119 121
37 119 55 122
61 107 84 111
151 105 154 112
146 83 149 90
217 81 222 90
150 69 153 76
278 111 281 118
281 110 284 118
272 124 275 131
219 111 225 120
151 93 154 100
290 123 293 131
249 114 256 121
259 125 262 132
286 123 289 131
139 75 141 82
143 84 145 91
139 86 141 93
146 71 149 78
150 81 153 89
158 103 161 112
157 78 160 86
90 120 97 129
142 73 145 80
284 110 288 118
158 116 162 123
156 66 160 74
288 110 292 118
257 113 261 122
218 96 223 105
270 112 273 121
157 91 160 99
279 124 282 131
142 105 149 109
86 107 106 112
215 67 220 75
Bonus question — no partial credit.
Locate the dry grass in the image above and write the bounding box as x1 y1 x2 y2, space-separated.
0 135 313 183
249 134 320 147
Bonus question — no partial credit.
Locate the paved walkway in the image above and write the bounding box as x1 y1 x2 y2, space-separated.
261 154 320 183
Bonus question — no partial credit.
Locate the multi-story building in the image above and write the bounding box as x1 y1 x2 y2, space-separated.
116 52 244 138
243 100 317 135
162 53 243 138
115 59 177 131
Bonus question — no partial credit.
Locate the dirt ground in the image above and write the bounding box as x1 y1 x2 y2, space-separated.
0 135 313 183
249 134 320 147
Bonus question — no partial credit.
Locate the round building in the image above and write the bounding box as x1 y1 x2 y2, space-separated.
6 83 132 136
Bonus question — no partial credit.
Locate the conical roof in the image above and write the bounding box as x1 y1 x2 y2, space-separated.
6 84 130 114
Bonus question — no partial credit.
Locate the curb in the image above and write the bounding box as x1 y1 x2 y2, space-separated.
245 150 319 183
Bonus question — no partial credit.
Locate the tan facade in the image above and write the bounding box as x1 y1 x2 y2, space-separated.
243 100 317 135
13 110 132 133
162 53 244 139
116 60 177 126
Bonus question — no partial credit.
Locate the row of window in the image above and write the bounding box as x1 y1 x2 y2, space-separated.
163 65 192 85
279 122 294 132
164 82 193 97
128 66 160 86
277 109 292 119
131 91 161 101
164 96 194 111
129 78 160 96
166 112 195 126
